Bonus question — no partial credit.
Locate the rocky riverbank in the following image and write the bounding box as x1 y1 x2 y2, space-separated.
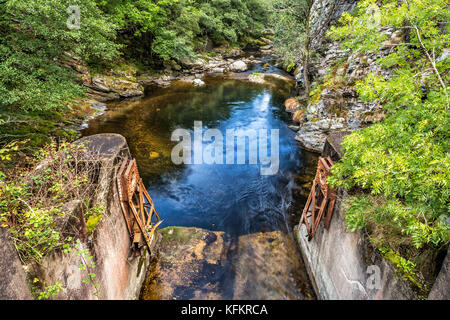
64 36 277 131
283 32 403 153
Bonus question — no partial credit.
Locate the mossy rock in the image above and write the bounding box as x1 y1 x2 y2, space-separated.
160 227 205 246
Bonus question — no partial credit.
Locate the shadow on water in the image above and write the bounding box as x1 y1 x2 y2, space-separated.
82 73 318 300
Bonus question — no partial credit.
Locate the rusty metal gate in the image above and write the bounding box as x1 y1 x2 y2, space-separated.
117 158 162 255
299 156 337 240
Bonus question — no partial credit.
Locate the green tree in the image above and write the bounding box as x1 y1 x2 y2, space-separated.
198 0 268 44
326 0 449 268
99 0 269 63
0 0 121 113
270 0 339 94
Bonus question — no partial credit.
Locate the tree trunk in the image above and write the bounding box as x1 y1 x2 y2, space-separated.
304 2 312 96
303 51 310 95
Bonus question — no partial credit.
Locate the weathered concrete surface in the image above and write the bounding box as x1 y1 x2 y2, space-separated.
294 189 417 300
30 133 157 300
428 246 450 300
141 227 315 300
294 134 418 300
0 228 33 300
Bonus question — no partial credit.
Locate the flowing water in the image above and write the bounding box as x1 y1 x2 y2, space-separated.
82 64 318 299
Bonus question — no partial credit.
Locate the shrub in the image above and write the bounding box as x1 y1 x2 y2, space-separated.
326 0 449 287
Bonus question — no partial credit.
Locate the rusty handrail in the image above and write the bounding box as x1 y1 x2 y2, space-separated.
299 156 337 240
117 158 162 255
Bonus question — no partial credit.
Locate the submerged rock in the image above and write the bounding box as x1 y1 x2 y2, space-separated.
232 231 314 300
141 227 228 300
248 73 265 83
141 227 315 300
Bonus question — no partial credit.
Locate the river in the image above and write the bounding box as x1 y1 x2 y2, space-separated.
82 61 318 300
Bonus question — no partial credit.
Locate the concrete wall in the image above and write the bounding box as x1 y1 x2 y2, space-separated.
294 133 418 300
0 228 33 300
28 134 157 300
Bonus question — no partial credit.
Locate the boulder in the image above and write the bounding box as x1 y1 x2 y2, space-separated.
179 58 205 69
229 60 248 72
294 118 347 153
293 109 305 123
295 130 328 153
428 245 450 300
89 75 144 98
193 79 205 86
260 44 273 50
211 67 225 73
285 98 300 111
248 73 265 84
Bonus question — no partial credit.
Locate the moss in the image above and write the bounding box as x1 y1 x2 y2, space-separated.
203 51 219 57
380 248 428 295
136 250 147 277
86 214 102 234
308 61 349 104
160 226 204 246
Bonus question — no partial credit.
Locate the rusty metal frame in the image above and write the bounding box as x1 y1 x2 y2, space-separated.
299 156 337 240
117 158 162 255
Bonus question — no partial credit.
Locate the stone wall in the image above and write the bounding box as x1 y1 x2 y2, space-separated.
21 134 158 300
294 133 419 300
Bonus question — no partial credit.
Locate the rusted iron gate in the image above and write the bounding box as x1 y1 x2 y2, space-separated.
117 158 162 255
299 156 337 240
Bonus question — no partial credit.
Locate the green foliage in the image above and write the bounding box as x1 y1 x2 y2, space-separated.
0 141 102 262
198 0 267 44
270 0 308 64
0 0 120 113
85 205 104 234
75 239 102 297
37 281 65 300
100 0 268 62
379 247 422 287
326 0 449 264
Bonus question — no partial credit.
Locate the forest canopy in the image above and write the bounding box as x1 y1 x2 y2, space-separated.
0 0 269 115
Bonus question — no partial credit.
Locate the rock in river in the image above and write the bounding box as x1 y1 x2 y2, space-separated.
284 97 300 111
193 79 206 86
229 60 248 72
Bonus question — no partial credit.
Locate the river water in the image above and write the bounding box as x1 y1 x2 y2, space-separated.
82 63 318 299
